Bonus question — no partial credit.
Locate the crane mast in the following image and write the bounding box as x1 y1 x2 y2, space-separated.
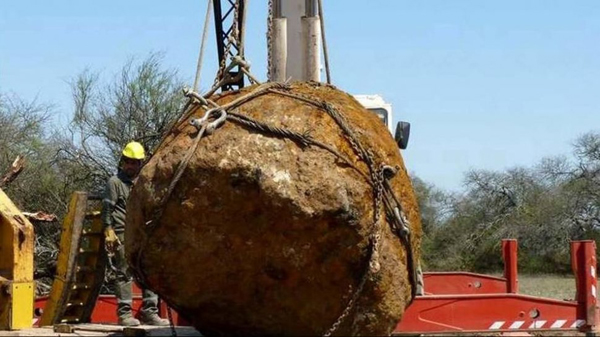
212 0 247 91
269 0 321 82
209 0 408 149
210 0 321 88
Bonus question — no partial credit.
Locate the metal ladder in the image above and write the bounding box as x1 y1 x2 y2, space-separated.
39 191 107 326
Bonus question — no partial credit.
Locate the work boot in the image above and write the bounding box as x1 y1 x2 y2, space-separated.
118 314 141 326
140 313 170 326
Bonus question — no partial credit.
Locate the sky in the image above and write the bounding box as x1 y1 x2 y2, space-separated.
1 1 599 191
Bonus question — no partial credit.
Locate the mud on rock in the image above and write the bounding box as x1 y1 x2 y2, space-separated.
125 82 422 336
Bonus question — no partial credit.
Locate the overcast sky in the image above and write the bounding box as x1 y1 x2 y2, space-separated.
1 1 599 191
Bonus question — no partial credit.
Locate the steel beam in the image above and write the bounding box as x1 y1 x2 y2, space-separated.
0 188 34 330
213 0 246 92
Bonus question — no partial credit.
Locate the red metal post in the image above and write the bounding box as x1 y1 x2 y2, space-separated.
571 240 599 333
502 239 518 294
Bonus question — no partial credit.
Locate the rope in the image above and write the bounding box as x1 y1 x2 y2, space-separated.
266 87 417 333
218 81 281 110
227 112 367 180
382 174 418 300
136 86 417 335
131 123 209 295
193 0 213 92
150 123 207 229
267 89 375 167
138 14 416 327
317 0 331 84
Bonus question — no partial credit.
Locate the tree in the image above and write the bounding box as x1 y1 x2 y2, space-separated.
0 92 67 294
0 93 62 212
541 132 600 242
420 131 600 274
411 175 451 234
58 53 187 193
410 175 454 269
0 54 189 294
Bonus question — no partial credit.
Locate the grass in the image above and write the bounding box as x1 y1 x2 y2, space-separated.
517 274 576 301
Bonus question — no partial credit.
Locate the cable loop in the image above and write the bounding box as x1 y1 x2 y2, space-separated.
190 107 227 134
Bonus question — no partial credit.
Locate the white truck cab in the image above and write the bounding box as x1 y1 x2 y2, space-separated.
354 94 410 150
353 94 394 134
268 0 409 150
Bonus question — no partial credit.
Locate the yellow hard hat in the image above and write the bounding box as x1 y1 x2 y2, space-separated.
122 141 146 160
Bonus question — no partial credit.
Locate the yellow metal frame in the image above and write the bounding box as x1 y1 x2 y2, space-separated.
39 192 88 326
0 188 35 330
39 191 107 326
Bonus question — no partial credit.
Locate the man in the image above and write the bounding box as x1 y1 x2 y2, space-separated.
102 141 169 326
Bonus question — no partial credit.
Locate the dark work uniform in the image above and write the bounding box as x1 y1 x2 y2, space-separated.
101 170 158 319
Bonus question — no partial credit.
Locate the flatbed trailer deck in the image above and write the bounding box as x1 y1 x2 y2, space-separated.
4 324 201 336
4 192 600 336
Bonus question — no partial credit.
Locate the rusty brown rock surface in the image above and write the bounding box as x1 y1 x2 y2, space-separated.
125 82 422 336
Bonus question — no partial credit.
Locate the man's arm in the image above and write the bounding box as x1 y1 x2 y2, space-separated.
101 177 121 252
101 178 118 230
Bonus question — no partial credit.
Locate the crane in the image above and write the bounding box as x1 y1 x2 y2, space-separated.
211 0 247 92
208 0 410 149
210 0 321 89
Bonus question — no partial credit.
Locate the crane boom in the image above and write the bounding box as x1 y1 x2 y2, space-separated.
269 0 321 82
211 0 321 86
212 0 247 91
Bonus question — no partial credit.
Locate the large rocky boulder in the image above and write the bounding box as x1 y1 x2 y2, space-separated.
125 82 422 336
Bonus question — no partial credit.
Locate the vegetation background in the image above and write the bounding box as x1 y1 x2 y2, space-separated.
1 54 597 296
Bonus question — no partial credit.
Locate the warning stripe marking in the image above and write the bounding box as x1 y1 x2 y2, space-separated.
488 319 585 330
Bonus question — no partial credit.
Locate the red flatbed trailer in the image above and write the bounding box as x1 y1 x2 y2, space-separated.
394 240 599 335
32 239 599 336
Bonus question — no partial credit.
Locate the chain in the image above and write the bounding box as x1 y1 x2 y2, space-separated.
135 84 415 336
267 88 381 334
368 165 387 274
269 88 382 217
268 89 373 165
381 166 418 300
266 87 418 335
232 0 241 55
213 36 230 89
322 257 371 337
167 305 177 337
213 0 239 89
266 0 274 80
209 0 262 95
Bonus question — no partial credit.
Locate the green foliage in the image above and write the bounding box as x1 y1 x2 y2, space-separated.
0 93 66 213
59 52 187 193
415 131 600 274
2 51 600 282
0 54 187 294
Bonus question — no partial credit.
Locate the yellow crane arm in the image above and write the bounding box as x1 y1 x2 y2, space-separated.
0 188 34 330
